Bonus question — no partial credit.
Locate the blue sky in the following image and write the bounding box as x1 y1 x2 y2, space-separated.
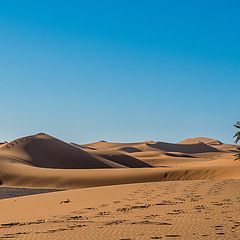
0 0 239 143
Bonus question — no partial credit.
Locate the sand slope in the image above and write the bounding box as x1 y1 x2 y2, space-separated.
0 180 239 239
0 133 127 169
0 133 239 189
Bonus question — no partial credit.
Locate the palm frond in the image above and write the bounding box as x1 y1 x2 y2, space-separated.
234 121 240 160
234 121 240 129
234 121 240 143
233 132 240 143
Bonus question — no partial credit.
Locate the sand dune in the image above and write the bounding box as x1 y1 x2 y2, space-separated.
0 133 239 189
80 140 159 152
0 133 126 169
178 137 223 145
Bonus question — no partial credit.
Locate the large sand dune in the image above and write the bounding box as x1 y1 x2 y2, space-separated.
0 133 126 169
0 133 239 189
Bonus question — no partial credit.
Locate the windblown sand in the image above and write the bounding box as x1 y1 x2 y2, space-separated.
0 133 239 239
0 180 239 239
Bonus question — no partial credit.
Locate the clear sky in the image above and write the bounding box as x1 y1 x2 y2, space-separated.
0 0 239 144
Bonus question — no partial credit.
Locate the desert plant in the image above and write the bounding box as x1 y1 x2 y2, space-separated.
234 121 240 160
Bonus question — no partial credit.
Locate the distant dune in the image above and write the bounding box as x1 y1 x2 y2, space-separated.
0 133 239 189
145 141 219 153
178 137 223 145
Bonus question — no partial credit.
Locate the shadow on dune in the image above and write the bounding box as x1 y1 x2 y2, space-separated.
164 152 196 158
97 153 152 168
23 136 122 169
118 147 142 153
147 142 220 154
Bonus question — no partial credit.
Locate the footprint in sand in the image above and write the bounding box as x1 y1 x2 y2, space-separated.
96 211 110 216
165 234 181 238
105 220 126 225
60 199 71 204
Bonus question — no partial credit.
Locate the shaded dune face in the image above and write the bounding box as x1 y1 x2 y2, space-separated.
164 152 196 158
0 134 125 169
96 152 152 168
147 141 220 153
22 138 113 169
117 147 142 153
70 143 151 167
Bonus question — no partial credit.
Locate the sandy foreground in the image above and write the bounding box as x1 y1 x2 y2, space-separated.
0 133 239 239
0 180 239 239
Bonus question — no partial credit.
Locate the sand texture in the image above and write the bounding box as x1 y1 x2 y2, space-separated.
0 180 239 239
0 133 239 239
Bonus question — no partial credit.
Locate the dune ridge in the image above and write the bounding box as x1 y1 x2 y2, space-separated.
0 133 239 189
178 137 223 145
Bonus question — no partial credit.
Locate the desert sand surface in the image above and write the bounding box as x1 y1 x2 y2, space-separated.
0 180 239 239
0 133 239 239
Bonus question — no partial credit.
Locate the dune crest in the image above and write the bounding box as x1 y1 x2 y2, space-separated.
179 137 223 145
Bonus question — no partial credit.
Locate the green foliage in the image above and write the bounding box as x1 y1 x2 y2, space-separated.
234 121 240 143
234 121 240 160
